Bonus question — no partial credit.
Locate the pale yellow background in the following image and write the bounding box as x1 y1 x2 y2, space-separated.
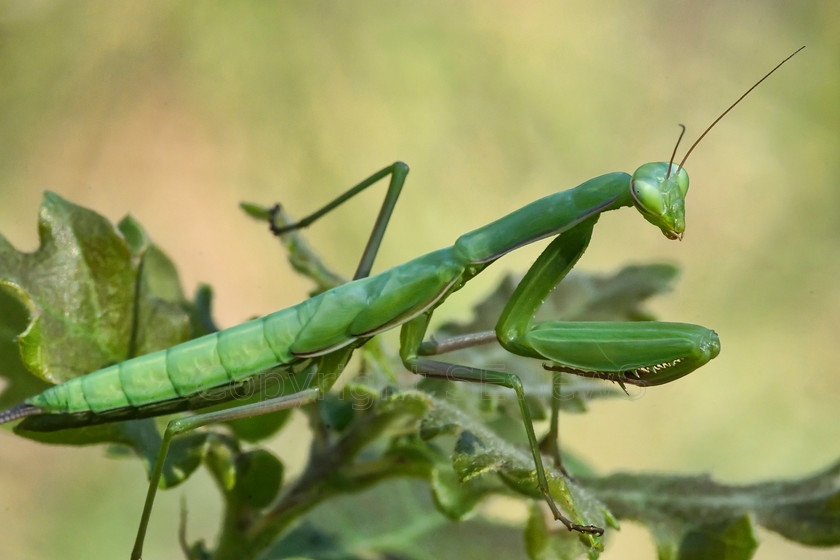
0 1 838 559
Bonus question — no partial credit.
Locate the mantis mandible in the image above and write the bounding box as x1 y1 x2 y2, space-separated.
0 47 802 559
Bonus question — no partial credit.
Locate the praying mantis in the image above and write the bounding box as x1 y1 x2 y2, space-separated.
0 47 802 559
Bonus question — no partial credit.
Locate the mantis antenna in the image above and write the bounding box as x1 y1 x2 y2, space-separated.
676 45 805 174
665 124 686 180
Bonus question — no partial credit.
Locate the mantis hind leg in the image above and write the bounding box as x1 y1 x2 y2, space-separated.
269 162 411 280
130 388 320 560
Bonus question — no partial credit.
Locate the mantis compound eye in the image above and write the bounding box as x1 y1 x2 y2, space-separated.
631 175 666 216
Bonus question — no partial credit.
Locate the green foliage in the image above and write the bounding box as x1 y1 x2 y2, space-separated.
1 193 839 559
0 193 208 386
587 461 840 557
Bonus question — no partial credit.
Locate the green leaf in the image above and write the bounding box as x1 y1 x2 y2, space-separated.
118 216 194 354
232 449 285 509
429 461 498 519
584 460 840 559
0 192 218 483
675 515 757 560
319 390 359 433
418 393 613 552
15 417 210 488
203 432 240 493
158 432 215 488
0 285 51 411
0 192 199 387
0 192 138 384
13 416 159 449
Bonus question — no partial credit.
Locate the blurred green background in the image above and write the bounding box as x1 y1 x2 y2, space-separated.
1 1 838 558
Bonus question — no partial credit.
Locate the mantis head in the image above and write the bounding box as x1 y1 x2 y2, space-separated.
630 162 689 240
629 46 803 242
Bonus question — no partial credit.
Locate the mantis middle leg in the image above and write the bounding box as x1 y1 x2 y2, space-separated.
400 312 603 535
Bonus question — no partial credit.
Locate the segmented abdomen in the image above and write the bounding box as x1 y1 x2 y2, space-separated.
26 306 302 415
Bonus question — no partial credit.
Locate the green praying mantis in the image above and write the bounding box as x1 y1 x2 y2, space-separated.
0 47 802 559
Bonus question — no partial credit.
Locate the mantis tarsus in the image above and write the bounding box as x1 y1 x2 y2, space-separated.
0 47 802 559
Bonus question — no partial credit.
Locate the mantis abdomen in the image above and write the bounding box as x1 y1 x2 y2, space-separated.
19 246 467 425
